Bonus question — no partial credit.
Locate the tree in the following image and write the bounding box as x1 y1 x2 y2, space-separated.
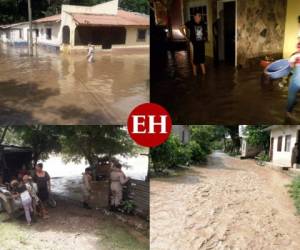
245 125 270 152
12 125 62 165
59 126 135 167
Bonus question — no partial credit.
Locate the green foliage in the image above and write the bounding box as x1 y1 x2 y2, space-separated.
11 125 62 165
120 200 136 214
245 125 270 152
150 135 191 173
289 176 300 213
120 0 149 14
59 126 135 167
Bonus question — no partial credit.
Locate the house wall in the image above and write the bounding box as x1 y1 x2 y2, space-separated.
36 22 61 48
124 27 149 47
61 0 118 15
183 0 214 57
172 125 190 144
270 126 300 167
283 0 300 58
236 0 287 67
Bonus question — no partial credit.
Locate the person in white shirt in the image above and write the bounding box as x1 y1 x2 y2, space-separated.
87 44 95 63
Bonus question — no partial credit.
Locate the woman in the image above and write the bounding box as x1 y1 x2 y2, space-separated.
110 162 129 211
33 163 50 219
181 13 208 76
286 42 300 118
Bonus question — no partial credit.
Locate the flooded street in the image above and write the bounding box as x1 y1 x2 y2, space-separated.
151 152 300 249
43 154 148 201
0 44 149 124
151 50 299 124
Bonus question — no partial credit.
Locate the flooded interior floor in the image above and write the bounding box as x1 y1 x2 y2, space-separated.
151 48 300 124
0 43 149 124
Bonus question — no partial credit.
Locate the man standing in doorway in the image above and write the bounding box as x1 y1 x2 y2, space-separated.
181 13 208 76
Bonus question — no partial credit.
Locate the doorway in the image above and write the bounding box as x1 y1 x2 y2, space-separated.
62 26 70 44
270 137 274 161
223 1 236 65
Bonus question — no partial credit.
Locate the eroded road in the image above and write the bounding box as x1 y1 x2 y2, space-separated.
0 44 149 124
150 152 300 249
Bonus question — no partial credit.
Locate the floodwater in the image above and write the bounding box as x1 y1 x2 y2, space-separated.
0 43 149 124
43 154 148 201
151 49 300 124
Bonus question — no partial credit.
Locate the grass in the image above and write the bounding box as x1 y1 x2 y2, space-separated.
98 221 149 250
289 176 300 213
0 215 148 250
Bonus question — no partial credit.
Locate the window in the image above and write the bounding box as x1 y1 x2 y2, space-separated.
182 131 185 143
277 136 283 152
285 135 291 152
189 6 208 23
46 28 52 40
137 29 147 42
35 29 39 37
19 29 23 39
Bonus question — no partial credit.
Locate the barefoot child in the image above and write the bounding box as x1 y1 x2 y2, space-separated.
12 179 33 225
286 42 300 118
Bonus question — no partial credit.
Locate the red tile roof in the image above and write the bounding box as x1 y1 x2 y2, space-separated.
33 14 61 23
72 10 149 26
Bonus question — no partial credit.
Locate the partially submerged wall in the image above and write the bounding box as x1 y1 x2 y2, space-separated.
237 0 287 67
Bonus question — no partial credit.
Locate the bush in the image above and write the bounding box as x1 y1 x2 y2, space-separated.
187 140 208 163
289 176 300 213
150 135 191 173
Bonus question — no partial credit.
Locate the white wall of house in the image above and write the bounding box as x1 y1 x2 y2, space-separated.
35 22 61 47
61 0 118 15
116 27 149 48
270 126 300 167
172 125 190 144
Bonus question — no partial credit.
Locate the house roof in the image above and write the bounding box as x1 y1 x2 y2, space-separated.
0 145 32 153
0 22 28 29
33 14 61 24
71 10 149 26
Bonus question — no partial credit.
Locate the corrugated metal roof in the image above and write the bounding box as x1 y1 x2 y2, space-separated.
71 10 149 26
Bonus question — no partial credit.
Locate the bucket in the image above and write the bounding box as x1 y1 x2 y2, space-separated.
264 59 291 79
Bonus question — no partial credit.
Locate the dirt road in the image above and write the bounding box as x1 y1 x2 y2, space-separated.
150 152 300 249
0 196 148 250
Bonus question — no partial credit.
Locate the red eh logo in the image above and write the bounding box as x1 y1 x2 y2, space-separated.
127 103 172 147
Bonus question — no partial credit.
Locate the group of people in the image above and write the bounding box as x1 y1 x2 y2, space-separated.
81 161 129 211
10 163 51 225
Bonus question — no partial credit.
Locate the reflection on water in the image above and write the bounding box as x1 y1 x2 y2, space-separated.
43 154 148 200
0 44 149 124
151 49 298 124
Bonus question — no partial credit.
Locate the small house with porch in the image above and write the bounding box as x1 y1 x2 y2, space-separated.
266 125 300 168
0 0 149 51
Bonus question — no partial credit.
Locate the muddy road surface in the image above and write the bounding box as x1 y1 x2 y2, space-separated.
150 152 300 249
0 44 149 124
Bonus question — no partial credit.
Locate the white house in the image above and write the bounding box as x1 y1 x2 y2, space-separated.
0 0 149 51
266 125 300 168
239 125 262 158
172 125 190 144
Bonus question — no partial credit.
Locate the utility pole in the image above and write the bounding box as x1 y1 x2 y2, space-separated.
27 0 33 56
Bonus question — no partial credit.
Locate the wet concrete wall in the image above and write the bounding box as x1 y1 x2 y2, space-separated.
237 0 287 67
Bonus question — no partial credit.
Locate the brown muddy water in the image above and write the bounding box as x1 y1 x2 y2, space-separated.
151 49 300 124
0 44 149 124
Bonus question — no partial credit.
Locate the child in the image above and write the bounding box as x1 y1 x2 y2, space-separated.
13 179 33 225
286 42 300 118
87 44 95 63
24 175 39 216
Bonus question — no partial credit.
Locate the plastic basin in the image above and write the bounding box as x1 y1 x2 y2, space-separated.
264 59 291 79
